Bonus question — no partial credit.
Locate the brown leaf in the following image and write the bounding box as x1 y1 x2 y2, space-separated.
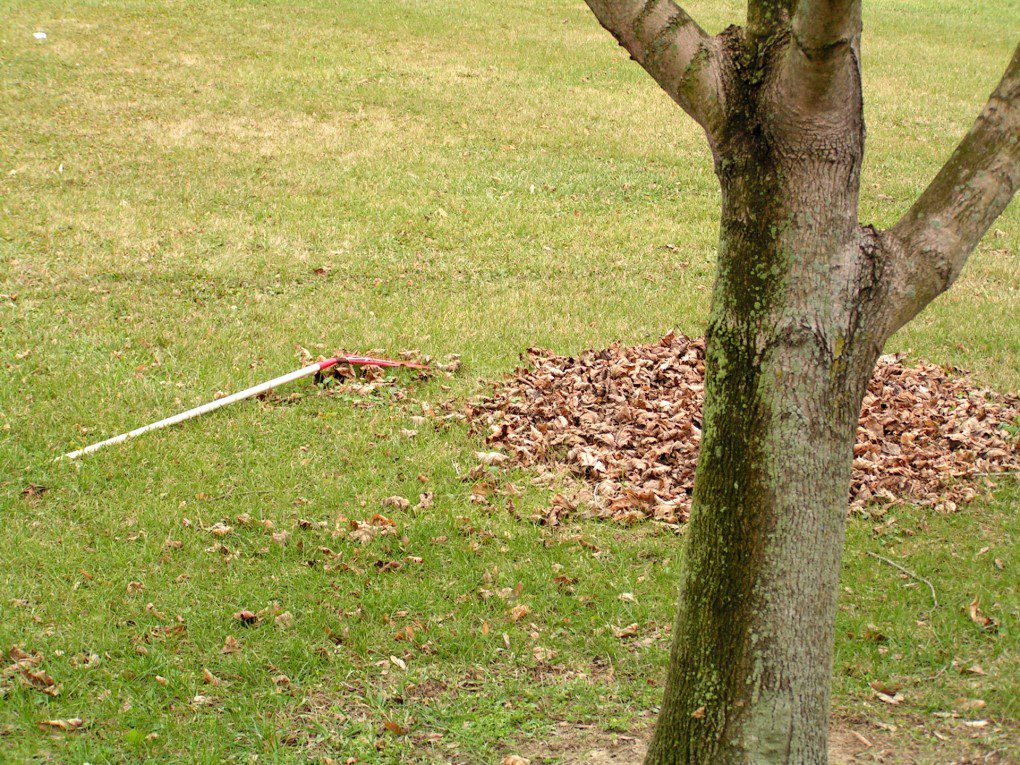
20 666 59 696
221 636 241 654
475 451 508 466
875 691 904 705
233 610 259 626
202 668 221 685
207 522 233 537
383 720 409 735
967 597 999 632
510 604 530 622
38 718 83 732
613 623 640 639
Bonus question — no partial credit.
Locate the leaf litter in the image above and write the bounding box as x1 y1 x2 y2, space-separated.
469 332 1019 525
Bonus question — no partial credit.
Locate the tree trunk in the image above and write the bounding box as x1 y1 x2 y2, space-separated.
645 32 884 764
577 1 1018 759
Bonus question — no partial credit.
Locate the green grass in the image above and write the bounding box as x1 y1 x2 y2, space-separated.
1 0 1017 762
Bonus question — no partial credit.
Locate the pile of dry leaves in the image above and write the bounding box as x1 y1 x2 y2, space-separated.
469 332 1019 525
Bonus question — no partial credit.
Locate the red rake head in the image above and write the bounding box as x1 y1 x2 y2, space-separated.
319 355 429 372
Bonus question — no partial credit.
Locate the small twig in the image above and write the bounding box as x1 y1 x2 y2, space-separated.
866 551 938 609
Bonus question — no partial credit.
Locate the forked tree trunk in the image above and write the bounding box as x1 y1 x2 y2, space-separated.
644 34 884 761
576 1 1018 761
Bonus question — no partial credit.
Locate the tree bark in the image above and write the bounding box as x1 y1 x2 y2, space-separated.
643 27 886 762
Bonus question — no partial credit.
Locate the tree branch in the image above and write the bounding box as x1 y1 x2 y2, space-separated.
779 0 861 110
790 0 859 55
582 0 725 136
882 45 1020 336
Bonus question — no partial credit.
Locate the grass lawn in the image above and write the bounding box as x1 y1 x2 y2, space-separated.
1 0 1017 762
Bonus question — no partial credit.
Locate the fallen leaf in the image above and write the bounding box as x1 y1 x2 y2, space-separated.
274 611 293 628
202 668 221 686
233 610 259 626
221 636 241 654
510 604 530 622
501 757 531 765
876 691 904 705
849 731 873 748
613 623 640 639
207 523 233 537
19 666 59 697
38 718 83 732
382 496 410 511
967 598 999 632
691 707 706 719
475 451 508 466
383 720 409 735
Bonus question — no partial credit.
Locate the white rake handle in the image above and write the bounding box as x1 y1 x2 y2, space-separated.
60 359 332 460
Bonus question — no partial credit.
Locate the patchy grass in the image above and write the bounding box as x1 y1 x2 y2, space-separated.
0 0 1017 762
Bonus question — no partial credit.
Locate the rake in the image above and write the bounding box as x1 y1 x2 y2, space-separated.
60 354 427 460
